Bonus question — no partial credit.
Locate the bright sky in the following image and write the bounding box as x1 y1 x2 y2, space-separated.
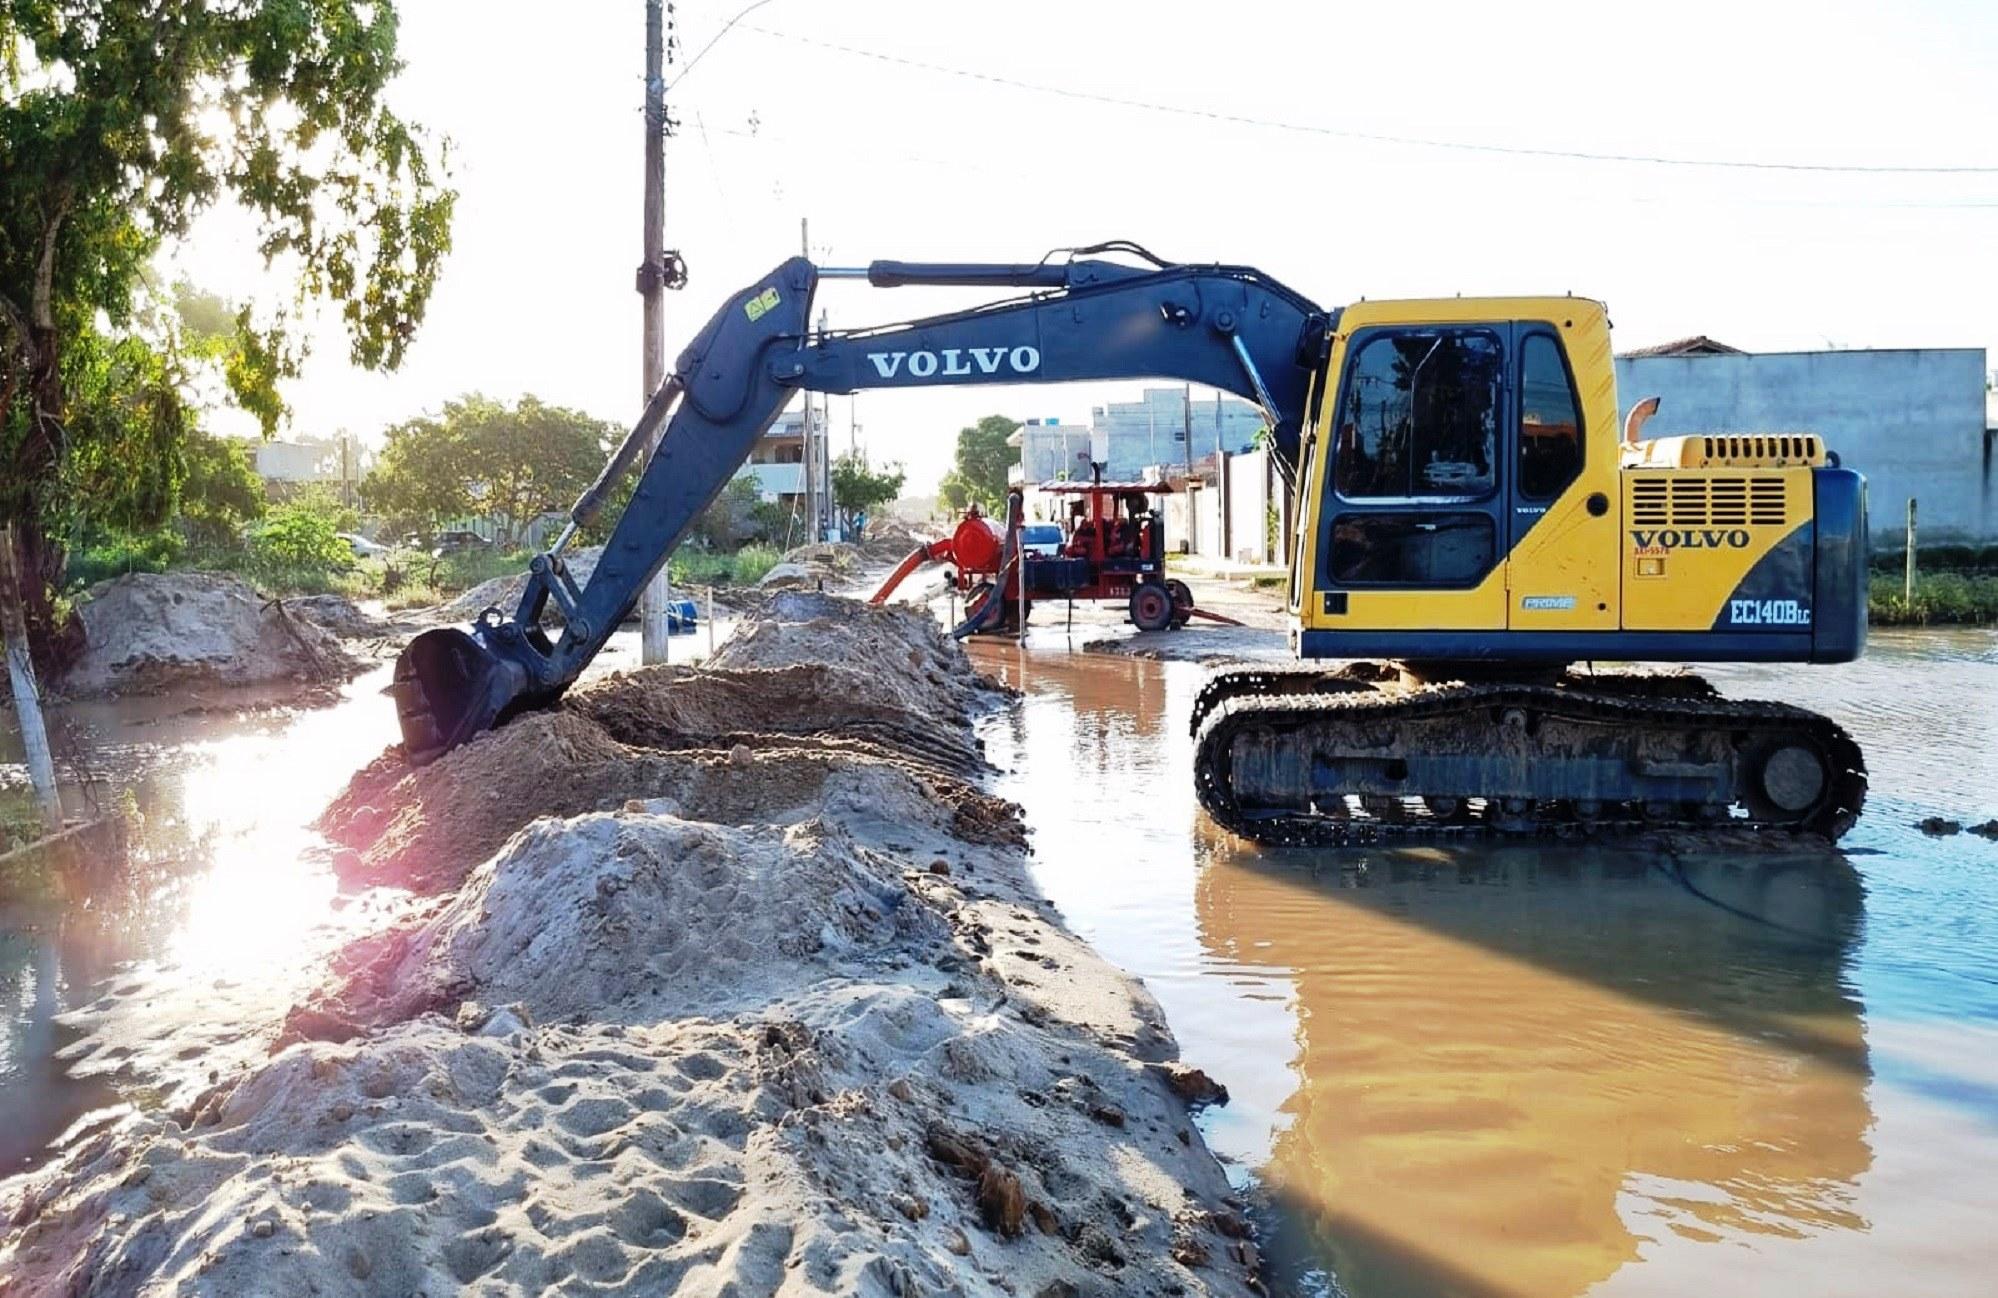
173 0 1998 493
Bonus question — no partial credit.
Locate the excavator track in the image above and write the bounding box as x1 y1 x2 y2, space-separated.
1190 665 1866 847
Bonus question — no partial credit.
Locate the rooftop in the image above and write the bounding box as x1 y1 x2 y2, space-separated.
1618 335 1745 359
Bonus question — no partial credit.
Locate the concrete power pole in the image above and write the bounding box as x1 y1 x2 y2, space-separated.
0 525 62 833
798 218 816 545
637 0 672 664
1214 389 1231 561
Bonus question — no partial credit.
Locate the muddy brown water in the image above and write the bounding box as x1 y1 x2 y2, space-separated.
971 628 1998 1298
2 622 1995 1298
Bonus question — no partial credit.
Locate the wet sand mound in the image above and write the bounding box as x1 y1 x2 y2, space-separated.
321 595 1014 893
64 572 359 696
299 808 955 1040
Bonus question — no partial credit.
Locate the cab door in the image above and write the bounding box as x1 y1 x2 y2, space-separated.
1503 322 1619 630
1308 322 1509 631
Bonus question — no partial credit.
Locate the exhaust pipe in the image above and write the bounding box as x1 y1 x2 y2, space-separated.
392 627 532 765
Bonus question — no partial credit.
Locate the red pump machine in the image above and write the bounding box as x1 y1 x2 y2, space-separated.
871 482 1234 637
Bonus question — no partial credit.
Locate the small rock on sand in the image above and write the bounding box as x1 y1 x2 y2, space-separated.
1151 1062 1231 1111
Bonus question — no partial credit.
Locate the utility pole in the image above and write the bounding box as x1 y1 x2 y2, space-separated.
0 525 62 834
1183 383 1196 554
637 0 672 664
798 218 817 545
1214 389 1231 561
816 306 831 539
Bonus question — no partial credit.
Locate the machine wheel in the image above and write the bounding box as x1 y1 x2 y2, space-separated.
1129 582 1174 632
1165 579 1195 628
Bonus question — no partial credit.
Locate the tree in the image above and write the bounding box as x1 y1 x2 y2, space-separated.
1 2 455 666
938 414 1019 513
177 430 266 547
363 395 619 546
831 453 904 535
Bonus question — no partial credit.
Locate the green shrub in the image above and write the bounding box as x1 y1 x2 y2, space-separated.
0 788 47 856
243 504 355 593
669 543 781 588
1869 572 1998 626
435 546 528 592
66 529 185 587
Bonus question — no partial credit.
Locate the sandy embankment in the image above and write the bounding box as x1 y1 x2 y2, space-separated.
62 573 365 697
2 592 1257 1296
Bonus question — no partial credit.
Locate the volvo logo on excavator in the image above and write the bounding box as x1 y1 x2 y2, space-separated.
866 346 1041 380
1629 528 1752 553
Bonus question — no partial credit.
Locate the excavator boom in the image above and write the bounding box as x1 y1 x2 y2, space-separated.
393 247 1330 762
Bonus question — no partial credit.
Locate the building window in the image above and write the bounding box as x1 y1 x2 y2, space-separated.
1334 329 1502 499
1519 333 1582 499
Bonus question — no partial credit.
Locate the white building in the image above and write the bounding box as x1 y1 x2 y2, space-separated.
1012 388 1267 487
253 439 337 483
740 406 809 502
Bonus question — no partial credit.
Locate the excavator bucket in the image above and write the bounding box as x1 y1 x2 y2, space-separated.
392 627 531 766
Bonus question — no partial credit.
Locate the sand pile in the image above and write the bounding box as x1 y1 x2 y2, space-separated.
3 594 1261 1297
714 590 995 720
322 594 1011 894
64 572 360 696
281 593 394 640
757 541 861 590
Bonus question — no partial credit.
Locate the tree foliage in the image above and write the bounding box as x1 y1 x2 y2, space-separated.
0 1 454 662
177 429 266 546
830 453 904 534
363 395 619 545
250 502 348 573
937 415 1018 513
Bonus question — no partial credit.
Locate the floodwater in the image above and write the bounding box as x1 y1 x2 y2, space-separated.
973 629 1998 1298
3 617 1993 1298
0 624 707 1175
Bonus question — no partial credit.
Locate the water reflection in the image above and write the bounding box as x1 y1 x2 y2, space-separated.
0 663 401 1171
1195 839 1870 1298
975 636 1998 1298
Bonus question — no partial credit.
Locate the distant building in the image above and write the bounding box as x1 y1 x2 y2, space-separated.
1615 344 1993 543
1009 419 1091 484
741 406 808 503
1011 388 1266 487
1089 388 1265 480
253 439 337 483
1619 335 1746 359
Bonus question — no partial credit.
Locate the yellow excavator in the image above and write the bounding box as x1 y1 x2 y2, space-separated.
392 245 1867 843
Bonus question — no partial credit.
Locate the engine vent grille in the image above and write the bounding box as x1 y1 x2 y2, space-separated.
1700 434 1821 466
1630 476 1788 528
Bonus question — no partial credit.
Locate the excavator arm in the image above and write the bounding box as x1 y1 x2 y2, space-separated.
394 246 1330 762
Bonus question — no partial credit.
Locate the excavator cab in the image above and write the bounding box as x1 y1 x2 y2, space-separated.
1282 298 1867 665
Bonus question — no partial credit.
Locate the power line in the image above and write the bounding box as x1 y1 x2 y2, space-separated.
671 0 784 90
741 23 1998 176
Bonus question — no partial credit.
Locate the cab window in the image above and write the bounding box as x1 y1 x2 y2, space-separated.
1518 333 1582 498
1334 329 1502 499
